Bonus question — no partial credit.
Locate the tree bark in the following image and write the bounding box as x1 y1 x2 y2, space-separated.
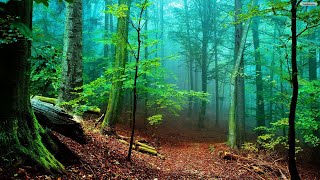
101 0 131 130
228 18 250 149
0 0 64 172
59 0 83 110
288 1 300 179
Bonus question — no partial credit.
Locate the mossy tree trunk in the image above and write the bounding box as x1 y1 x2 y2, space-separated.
59 0 83 110
228 18 250 149
0 0 64 173
101 0 131 130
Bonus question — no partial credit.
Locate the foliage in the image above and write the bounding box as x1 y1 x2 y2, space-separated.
296 79 320 147
241 142 258 153
106 4 129 18
209 145 215 153
30 42 62 97
255 118 302 154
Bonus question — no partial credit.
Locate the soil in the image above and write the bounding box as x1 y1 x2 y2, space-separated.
1 114 319 179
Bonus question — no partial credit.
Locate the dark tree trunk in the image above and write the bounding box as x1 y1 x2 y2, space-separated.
0 0 64 172
128 0 147 161
198 0 211 128
288 1 300 179
234 0 245 147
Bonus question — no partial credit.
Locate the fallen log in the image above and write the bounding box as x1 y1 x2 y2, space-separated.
31 99 86 144
118 138 164 158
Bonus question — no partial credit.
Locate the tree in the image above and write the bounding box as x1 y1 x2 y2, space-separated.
234 0 246 147
0 0 64 172
252 0 265 134
198 0 213 128
228 18 250 148
183 0 194 117
228 0 250 148
127 0 149 161
59 0 83 110
101 0 132 130
288 0 300 179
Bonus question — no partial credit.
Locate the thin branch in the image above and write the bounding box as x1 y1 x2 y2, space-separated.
296 23 320 38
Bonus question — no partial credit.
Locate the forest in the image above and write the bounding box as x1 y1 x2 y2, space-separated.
0 0 319 179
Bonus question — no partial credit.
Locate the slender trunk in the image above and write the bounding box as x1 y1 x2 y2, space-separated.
144 6 149 121
252 0 265 134
104 0 110 58
288 1 300 179
128 1 147 161
213 0 219 126
160 0 164 61
184 0 194 117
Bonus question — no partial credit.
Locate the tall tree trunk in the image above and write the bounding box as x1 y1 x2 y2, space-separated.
183 0 194 117
228 18 250 148
0 0 64 172
198 0 211 128
234 0 245 147
104 0 110 58
101 0 131 130
59 0 83 110
160 0 164 61
144 5 149 121
288 1 300 179
213 0 219 126
252 0 265 134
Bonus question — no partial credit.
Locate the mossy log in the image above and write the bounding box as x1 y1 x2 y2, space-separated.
118 138 163 157
34 96 58 105
136 146 158 155
33 95 101 114
135 141 156 151
31 99 86 144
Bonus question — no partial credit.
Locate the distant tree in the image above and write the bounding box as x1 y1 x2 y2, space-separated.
183 0 195 117
198 0 213 128
59 0 83 110
0 0 64 172
101 0 132 130
252 0 265 135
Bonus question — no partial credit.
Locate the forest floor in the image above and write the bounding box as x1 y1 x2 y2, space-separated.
1 114 320 179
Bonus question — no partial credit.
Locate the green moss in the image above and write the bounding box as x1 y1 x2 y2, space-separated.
34 96 58 105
